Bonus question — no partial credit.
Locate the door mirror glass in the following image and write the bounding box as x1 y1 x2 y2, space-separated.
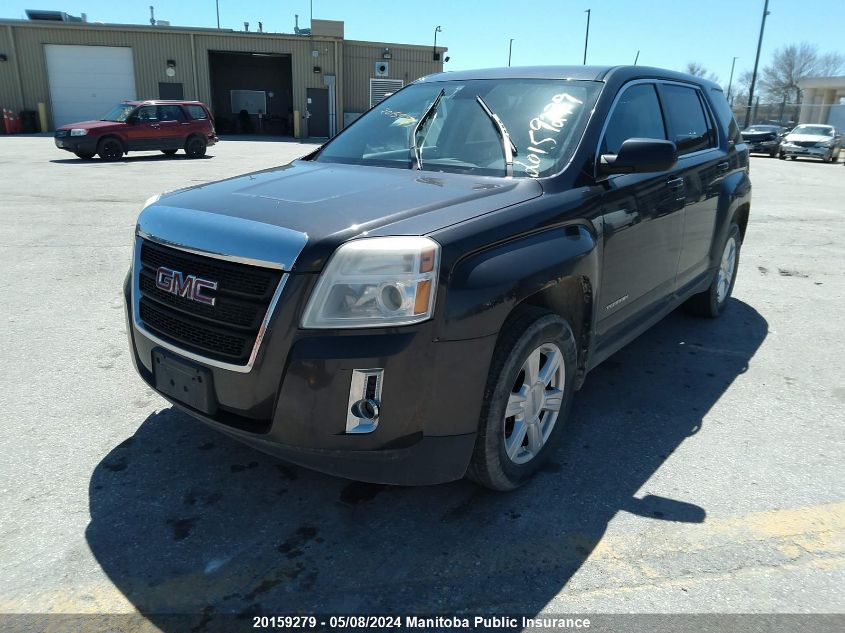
599 138 678 175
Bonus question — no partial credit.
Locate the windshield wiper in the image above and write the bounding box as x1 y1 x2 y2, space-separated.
409 88 445 170
475 96 517 177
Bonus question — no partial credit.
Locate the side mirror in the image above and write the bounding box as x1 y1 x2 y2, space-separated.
599 138 678 176
126 115 140 125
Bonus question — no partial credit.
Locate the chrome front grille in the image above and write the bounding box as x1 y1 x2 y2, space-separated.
135 239 283 365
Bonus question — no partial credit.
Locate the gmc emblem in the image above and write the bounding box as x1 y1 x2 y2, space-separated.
155 266 218 306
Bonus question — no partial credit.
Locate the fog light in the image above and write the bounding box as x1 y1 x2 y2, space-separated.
346 369 383 434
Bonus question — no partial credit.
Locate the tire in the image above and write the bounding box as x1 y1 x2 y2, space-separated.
769 148 777 158
789 155 797 161
74 151 95 160
97 137 123 161
161 149 178 156
466 306 577 491
778 152 786 160
683 223 741 318
185 136 207 158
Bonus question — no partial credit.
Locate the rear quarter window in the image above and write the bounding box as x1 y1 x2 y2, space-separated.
185 105 208 120
709 88 741 145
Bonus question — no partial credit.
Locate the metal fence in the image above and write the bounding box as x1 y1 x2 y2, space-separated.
730 101 845 130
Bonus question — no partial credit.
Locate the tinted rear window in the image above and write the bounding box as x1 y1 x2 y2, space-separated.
185 105 208 120
661 84 714 154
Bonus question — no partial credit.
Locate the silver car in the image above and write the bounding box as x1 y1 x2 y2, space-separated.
779 124 841 162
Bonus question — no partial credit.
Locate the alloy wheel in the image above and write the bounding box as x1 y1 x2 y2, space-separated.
503 343 565 465
716 236 737 304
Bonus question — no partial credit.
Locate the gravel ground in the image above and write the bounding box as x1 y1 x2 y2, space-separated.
0 137 842 630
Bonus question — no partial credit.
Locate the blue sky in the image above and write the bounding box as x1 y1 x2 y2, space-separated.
4 0 843 84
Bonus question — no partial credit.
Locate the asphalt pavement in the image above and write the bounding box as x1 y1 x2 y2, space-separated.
0 137 842 630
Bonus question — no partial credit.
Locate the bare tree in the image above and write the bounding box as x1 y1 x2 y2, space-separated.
729 70 755 106
758 42 843 103
684 62 720 83
816 51 845 77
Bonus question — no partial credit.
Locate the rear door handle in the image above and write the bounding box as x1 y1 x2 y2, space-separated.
717 161 729 173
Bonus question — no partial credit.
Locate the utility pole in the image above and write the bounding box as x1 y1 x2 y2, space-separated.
583 9 591 65
744 0 770 128
727 56 738 103
215 0 220 28
508 39 514 67
433 25 442 61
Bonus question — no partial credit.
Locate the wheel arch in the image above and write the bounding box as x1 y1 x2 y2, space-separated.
97 134 127 153
438 223 599 386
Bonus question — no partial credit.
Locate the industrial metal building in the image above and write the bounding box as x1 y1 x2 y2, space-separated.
0 15 447 136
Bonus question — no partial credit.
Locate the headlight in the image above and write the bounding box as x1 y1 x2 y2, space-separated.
301 236 440 329
70 128 88 136
817 140 832 147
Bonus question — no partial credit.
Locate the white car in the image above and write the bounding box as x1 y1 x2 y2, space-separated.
779 124 841 162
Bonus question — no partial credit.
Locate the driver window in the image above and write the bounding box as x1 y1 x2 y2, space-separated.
601 84 666 155
136 106 158 122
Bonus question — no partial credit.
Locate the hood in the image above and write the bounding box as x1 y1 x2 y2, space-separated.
57 120 121 131
785 133 832 143
741 130 777 140
146 160 543 272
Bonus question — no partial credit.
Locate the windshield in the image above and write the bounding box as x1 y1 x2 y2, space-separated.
315 79 601 178
744 126 778 133
101 104 135 122
791 125 833 137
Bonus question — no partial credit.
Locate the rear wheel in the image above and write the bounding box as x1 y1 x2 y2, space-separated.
74 151 95 160
684 223 741 318
185 136 207 159
161 149 178 156
466 307 577 491
97 137 123 161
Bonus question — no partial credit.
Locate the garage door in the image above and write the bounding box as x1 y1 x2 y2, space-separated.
45 45 136 128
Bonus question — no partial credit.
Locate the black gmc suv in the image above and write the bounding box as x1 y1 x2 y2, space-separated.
125 66 750 490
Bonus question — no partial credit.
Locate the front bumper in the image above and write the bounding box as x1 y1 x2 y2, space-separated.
781 144 829 158
54 135 97 154
744 140 778 154
124 272 496 485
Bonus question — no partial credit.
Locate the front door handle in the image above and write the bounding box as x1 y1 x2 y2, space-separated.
667 177 685 190
717 161 729 173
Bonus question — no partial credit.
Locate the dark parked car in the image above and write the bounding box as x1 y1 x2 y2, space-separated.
54 100 217 160
125 66 751 490
779 124 841 162
741 124 785 157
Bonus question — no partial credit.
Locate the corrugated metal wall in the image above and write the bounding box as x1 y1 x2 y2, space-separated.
342 41 445 113
0 20 445 133
0 25 24 113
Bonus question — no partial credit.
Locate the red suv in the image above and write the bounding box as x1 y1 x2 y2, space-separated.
54 100 218 161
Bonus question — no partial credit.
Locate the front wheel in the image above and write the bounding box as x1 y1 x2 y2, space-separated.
684 223 741 318
466 307 577 491
185 136 207 158
97 138 123 161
